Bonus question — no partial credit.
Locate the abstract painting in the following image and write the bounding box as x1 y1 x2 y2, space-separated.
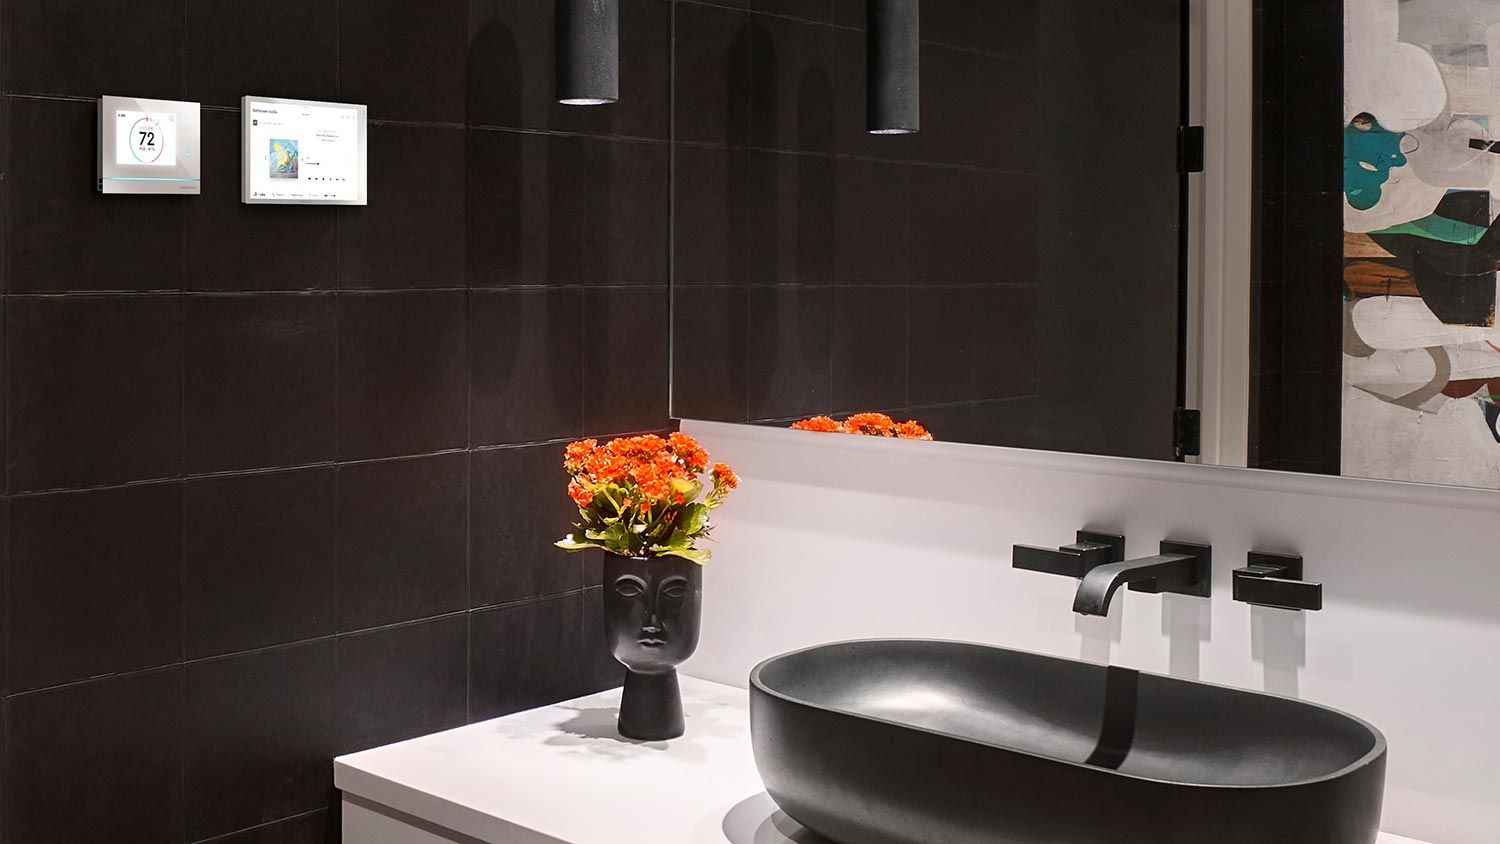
1342 0 1500 487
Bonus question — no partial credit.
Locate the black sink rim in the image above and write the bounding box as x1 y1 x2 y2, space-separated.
749 637 1388 790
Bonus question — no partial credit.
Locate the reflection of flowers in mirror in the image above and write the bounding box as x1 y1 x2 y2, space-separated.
791 412 934 441
555 432 738 564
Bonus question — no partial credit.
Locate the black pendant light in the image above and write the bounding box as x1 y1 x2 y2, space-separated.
867 0 919 134
557 0 619 106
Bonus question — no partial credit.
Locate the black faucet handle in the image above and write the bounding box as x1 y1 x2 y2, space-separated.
1233 551 1322 612
1013 530 1125 578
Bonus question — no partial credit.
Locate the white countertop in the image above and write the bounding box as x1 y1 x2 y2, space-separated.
334 676 1427 844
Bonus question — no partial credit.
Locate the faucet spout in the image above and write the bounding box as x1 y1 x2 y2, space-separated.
1072 553 1199 617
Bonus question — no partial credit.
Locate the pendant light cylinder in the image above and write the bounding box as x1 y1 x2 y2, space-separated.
867 0 920 134
557 0 619 106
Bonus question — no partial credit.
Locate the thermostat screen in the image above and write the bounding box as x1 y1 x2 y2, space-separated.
115 110 176 167
244 98 362 203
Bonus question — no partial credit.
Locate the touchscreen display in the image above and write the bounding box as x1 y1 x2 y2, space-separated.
115 109 176 167
244 98 363 203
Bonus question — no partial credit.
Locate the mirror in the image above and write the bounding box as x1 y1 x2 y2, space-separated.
1255 0 1500 489
669 0 1500 492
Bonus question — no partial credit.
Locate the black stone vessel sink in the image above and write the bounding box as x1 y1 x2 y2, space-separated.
749 640 1386 844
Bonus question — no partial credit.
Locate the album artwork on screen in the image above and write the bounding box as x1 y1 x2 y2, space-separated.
1343 0 1500 488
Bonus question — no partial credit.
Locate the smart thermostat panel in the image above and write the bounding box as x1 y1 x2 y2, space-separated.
242 96 367 205
98 95 201 194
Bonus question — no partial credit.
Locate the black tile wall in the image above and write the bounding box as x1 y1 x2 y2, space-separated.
183 643 336 840
672 285 750 422
184 469 336 659
9 484 182 692
471 289 585 444
338 0 469 123
184 0 340 108
908 164 981 286
909 46 982 166
183 294 337 473
673 145 752 286
334 615 469 755
9 295 182 490
338 125 468 290
831 286 908 412
748 150 835 286
973 286 1038 401
336 291 468 460
3 1 1059 839
7 669 185 844
584 139 672 286
921 0 978 50
467 130 589 287
583 286 671 433
673 2 752 145
749 15 836 153
2 2 672 841
470 445 585 607
336 454 469 631
747 285 834 420
833 158 908 287
469 592 590 721
7 0 185 98
976 0 1040 60
908 287 973 407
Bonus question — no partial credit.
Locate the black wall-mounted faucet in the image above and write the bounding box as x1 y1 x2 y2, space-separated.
1071 541 1212 617
1012 531 1125 578
1233 552 1322 611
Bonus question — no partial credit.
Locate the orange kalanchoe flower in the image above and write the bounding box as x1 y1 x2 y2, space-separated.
564 439 598 473
843 412 897 436
557 432 737 563
567 478 594 508
668 431 710 473
790 415 843 433
711 462 739 490
893 420 933 441
790 413 936 441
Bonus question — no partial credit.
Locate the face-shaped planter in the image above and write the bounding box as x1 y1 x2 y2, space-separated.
603 554 703 740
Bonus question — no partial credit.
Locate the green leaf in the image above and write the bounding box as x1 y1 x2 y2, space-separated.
657 547 711 565
680 503 709 536
555 536 597 552
670 477 703 502
649 534 686 554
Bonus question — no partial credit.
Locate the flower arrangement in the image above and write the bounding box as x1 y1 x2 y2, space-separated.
790 412 933 441
556 432 738 564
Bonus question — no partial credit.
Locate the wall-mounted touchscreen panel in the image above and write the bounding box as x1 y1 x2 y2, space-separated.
98 95 201 194
241 96 367 205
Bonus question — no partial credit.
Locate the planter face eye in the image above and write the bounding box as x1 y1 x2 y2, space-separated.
603 556 703 673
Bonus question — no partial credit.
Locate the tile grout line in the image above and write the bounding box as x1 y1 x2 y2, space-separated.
3 585 601 703
189 805 328 844
0 419 693 501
